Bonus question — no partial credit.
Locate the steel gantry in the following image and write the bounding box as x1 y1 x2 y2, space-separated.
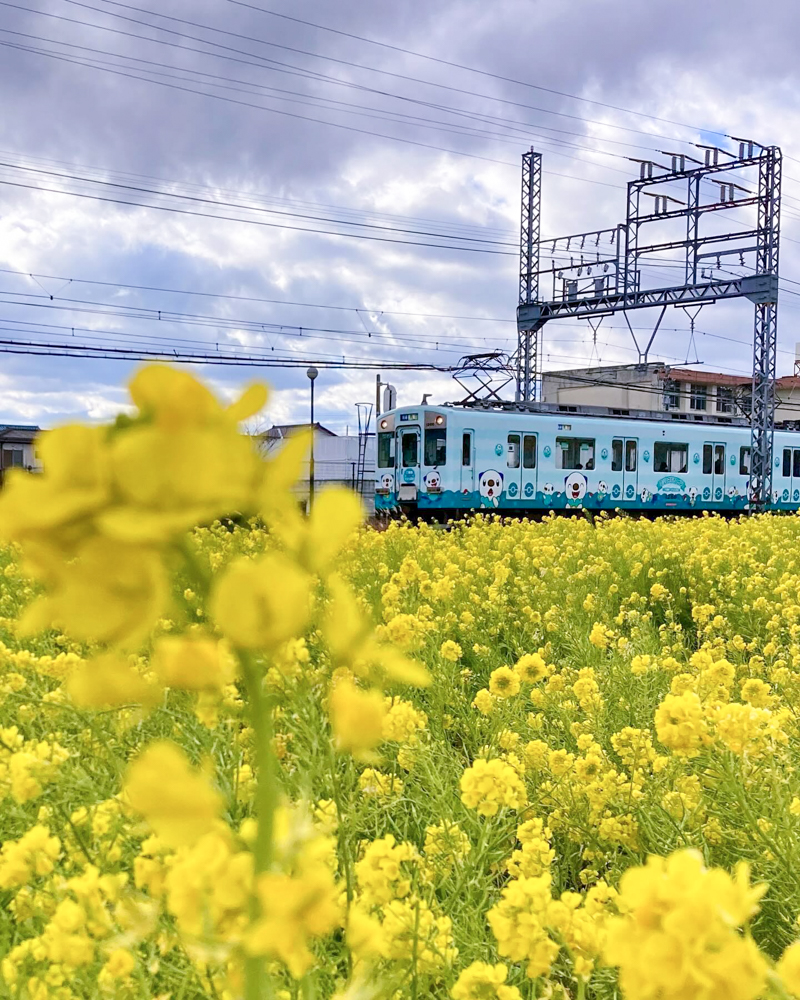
514 142 782 507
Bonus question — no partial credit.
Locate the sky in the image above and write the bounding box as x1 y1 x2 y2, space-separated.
1 0 800 433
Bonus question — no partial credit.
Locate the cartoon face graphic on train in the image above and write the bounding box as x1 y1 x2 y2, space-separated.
423 470 441 491
378 473 394 492
479 470 504 506
564 472 587 504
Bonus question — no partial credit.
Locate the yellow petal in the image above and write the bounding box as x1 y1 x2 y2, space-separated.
227 383 269 423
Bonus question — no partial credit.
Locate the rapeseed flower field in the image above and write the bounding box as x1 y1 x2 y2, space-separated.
4 367 800 1000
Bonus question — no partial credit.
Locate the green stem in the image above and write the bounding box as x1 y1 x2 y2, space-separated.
239 648 278 1000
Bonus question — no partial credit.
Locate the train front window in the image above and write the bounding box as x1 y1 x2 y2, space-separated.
378 432 395 468
556 436 595 470
424 428 446 466
654 442 688 474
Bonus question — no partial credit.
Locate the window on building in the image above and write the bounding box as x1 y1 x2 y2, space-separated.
377 432 395 468
402 432 418 467
1 448 23 469
716 387 734 413
654 442 688 474
556 436 595 470
523 434 537 469
462 432 472 467
784 448 792 478
507 433 520 469
625 440 637 472
611 439 623 472
663 380 680 411
740 447 751 474
424 428 446 466
690 385 708 411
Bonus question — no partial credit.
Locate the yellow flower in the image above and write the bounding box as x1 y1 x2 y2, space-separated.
489 667 521 698
605 849 768 1000
778 941 800 997
460 758 527 817
514 652 549 683
99 947 136 981
210 552 311 650
0 825 60 888
451 961 522 1000
123 741 224 848
67 652 162 708
440 640 463 662
152 635 235 693
246 866 341 977
329 679 386 757
654 691 709 757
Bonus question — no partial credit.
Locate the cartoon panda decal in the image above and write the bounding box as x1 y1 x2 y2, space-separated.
423 470 442 491
377 473 394 493
479 470 504 507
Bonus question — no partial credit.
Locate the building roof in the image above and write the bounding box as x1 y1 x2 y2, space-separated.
658 367 751 387
0 425 39 439
262 422 337 439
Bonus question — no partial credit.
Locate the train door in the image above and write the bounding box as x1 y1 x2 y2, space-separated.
703 441 726 502
397 426 420 492
782 446 800 504
460 429 474 493
612 436 638 501
505 432 523 501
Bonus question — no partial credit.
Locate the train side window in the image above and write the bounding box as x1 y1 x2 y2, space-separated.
611 439 623 472
784 448 792 477
794 450 800 478
556 436 595 470
702 444 713 475
424 427 446 466
739 447 751 474
523 434 537 469
507 433 520 469
625 440 637 472
462 432 471 467
378 432 395 468
654 442 688 474
714 444 725 475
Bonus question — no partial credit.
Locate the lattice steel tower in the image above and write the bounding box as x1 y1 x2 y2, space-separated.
515 142 782 507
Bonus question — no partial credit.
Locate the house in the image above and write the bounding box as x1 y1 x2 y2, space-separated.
540 363 800 424
0 425 41 483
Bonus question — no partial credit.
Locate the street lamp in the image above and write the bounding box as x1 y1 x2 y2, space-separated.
306 366 318 512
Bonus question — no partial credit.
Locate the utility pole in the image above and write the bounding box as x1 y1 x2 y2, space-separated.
306 366 318 512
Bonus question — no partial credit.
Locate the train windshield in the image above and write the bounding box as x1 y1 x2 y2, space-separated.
378 432 395 468
424 427 446 465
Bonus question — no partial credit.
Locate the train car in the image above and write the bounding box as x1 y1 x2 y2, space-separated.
374 401 800 516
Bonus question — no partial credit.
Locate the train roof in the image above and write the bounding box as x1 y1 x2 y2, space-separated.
401 399 752 427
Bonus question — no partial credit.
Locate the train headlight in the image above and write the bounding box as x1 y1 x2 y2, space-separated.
435 415 444 425
380 419 388 429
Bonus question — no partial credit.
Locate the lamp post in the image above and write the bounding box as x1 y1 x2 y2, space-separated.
306 366 318 512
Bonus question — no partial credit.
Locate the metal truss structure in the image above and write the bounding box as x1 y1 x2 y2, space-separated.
515 141 782 506
451 351 515 404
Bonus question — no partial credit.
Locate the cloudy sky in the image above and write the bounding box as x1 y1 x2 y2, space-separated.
1 0 800 432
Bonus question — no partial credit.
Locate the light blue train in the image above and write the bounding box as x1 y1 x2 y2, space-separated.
374 402 800 515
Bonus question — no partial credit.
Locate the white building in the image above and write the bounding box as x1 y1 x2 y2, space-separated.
259 423 375 509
